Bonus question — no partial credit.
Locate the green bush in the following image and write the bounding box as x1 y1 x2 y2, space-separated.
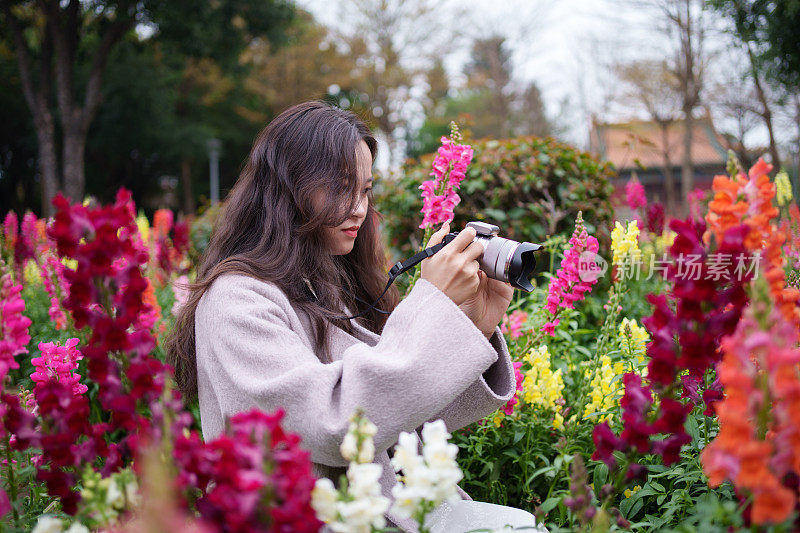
375 136 616 257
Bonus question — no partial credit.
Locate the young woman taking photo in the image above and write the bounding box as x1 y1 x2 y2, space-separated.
167 101 540 531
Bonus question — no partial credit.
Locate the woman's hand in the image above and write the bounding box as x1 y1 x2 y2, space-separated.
458 271 513 339
421 222 484 306
421 222 513 337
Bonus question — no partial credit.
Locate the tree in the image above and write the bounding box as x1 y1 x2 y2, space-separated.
339 0 462 167
464 36 514 139
709 0 800 171
704 49 762 170
616 59 682 212
661 0 710 200
241 9 355 118
0 0 294 216
710 0 800 90
406 34 551 158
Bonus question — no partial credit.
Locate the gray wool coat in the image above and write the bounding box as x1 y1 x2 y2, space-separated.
195 273 516 531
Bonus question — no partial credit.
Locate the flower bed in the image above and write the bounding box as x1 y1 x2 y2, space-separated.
0 136 799 532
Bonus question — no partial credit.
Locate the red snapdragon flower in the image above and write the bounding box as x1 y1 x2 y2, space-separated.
174 409 321 533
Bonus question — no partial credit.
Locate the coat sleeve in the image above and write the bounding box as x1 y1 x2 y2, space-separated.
427 326 516 432
195 275 503 467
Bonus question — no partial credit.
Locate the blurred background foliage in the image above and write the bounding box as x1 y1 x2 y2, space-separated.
376 136 615 259
1 0 799 247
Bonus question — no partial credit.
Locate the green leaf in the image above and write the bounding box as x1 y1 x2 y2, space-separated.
540 497 561 514
483 208 508 222
593 463 608 488
685 413 700 441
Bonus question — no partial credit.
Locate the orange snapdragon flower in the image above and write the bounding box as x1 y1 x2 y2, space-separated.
705 173 748 245
703 302 800 525
706 159 800 327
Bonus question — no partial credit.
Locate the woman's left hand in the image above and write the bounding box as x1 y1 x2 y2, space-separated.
458 270 514 339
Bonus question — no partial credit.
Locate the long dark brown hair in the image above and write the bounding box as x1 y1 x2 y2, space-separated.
165 101 399 401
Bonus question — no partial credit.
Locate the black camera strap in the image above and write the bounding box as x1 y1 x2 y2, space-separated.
326 239 450 321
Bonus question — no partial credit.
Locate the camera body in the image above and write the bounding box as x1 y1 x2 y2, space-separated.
442 221 542 292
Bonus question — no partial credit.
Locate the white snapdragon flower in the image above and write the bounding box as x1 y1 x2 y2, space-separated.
312 410 389 533
64 523 91 533
124 478 140 507
335 495 388 533
105 478 124 508
347 463 383 499
32 516 63 533
311 478 340 522
391 483 431 519
357 434 375 463
340 417 378 463
391 431 424 475
390 420 464 526
340 432 359 462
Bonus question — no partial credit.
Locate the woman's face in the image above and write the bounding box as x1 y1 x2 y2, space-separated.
321 140 374 256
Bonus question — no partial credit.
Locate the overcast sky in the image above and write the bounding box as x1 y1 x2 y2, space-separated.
295 0 776 158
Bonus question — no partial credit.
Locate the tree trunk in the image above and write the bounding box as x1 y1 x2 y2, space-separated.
0 0 61 216
747 45 780 171
62 123 86 203
681 108 694 209
658 120 677 215
181 158 195 215
34 116 60 217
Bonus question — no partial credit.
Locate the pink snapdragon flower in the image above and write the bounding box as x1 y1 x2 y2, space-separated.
541 213 600 336
20 211 42 255
501 310 529 339
625 177 647 210
0 273 31 382
30 338 88 397
39 253 68 330
2 212 18 251
501 361 525 415
419 131 474 229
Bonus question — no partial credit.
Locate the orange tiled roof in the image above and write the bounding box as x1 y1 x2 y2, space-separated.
590 116 728 171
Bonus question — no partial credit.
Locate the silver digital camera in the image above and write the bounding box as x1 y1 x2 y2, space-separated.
443 221 542 292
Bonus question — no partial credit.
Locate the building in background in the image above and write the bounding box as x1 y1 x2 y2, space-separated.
589 114 730 215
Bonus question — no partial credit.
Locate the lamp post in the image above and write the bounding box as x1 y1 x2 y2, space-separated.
207 138 222 206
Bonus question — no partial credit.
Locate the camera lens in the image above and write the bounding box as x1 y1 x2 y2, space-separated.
473 235 541 292
508 242 541 291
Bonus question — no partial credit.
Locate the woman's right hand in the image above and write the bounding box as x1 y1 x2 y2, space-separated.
420 222 485 307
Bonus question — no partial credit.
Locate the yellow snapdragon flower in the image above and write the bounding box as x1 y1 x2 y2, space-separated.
583 354 623 422
23 259 42 286
136 214 151 243
610 220 641 265
489 411 506 428
776 169 793 207
552 412 564 431
653 230 676 252
624 485 642 498
618 318 650 368
522 346 564 412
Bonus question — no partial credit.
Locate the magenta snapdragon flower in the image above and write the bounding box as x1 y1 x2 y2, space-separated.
625 178 647 210
30 338 88 397
419 135 473 229
502 361 525 416
2 212 17 251
541 215 600 335
39 252 69 330
0 273 31 382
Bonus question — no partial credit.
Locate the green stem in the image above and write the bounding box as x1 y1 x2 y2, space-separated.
4 436 18 526
404 227 433 297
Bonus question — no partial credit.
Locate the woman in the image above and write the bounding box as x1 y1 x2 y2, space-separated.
166 101 540 531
